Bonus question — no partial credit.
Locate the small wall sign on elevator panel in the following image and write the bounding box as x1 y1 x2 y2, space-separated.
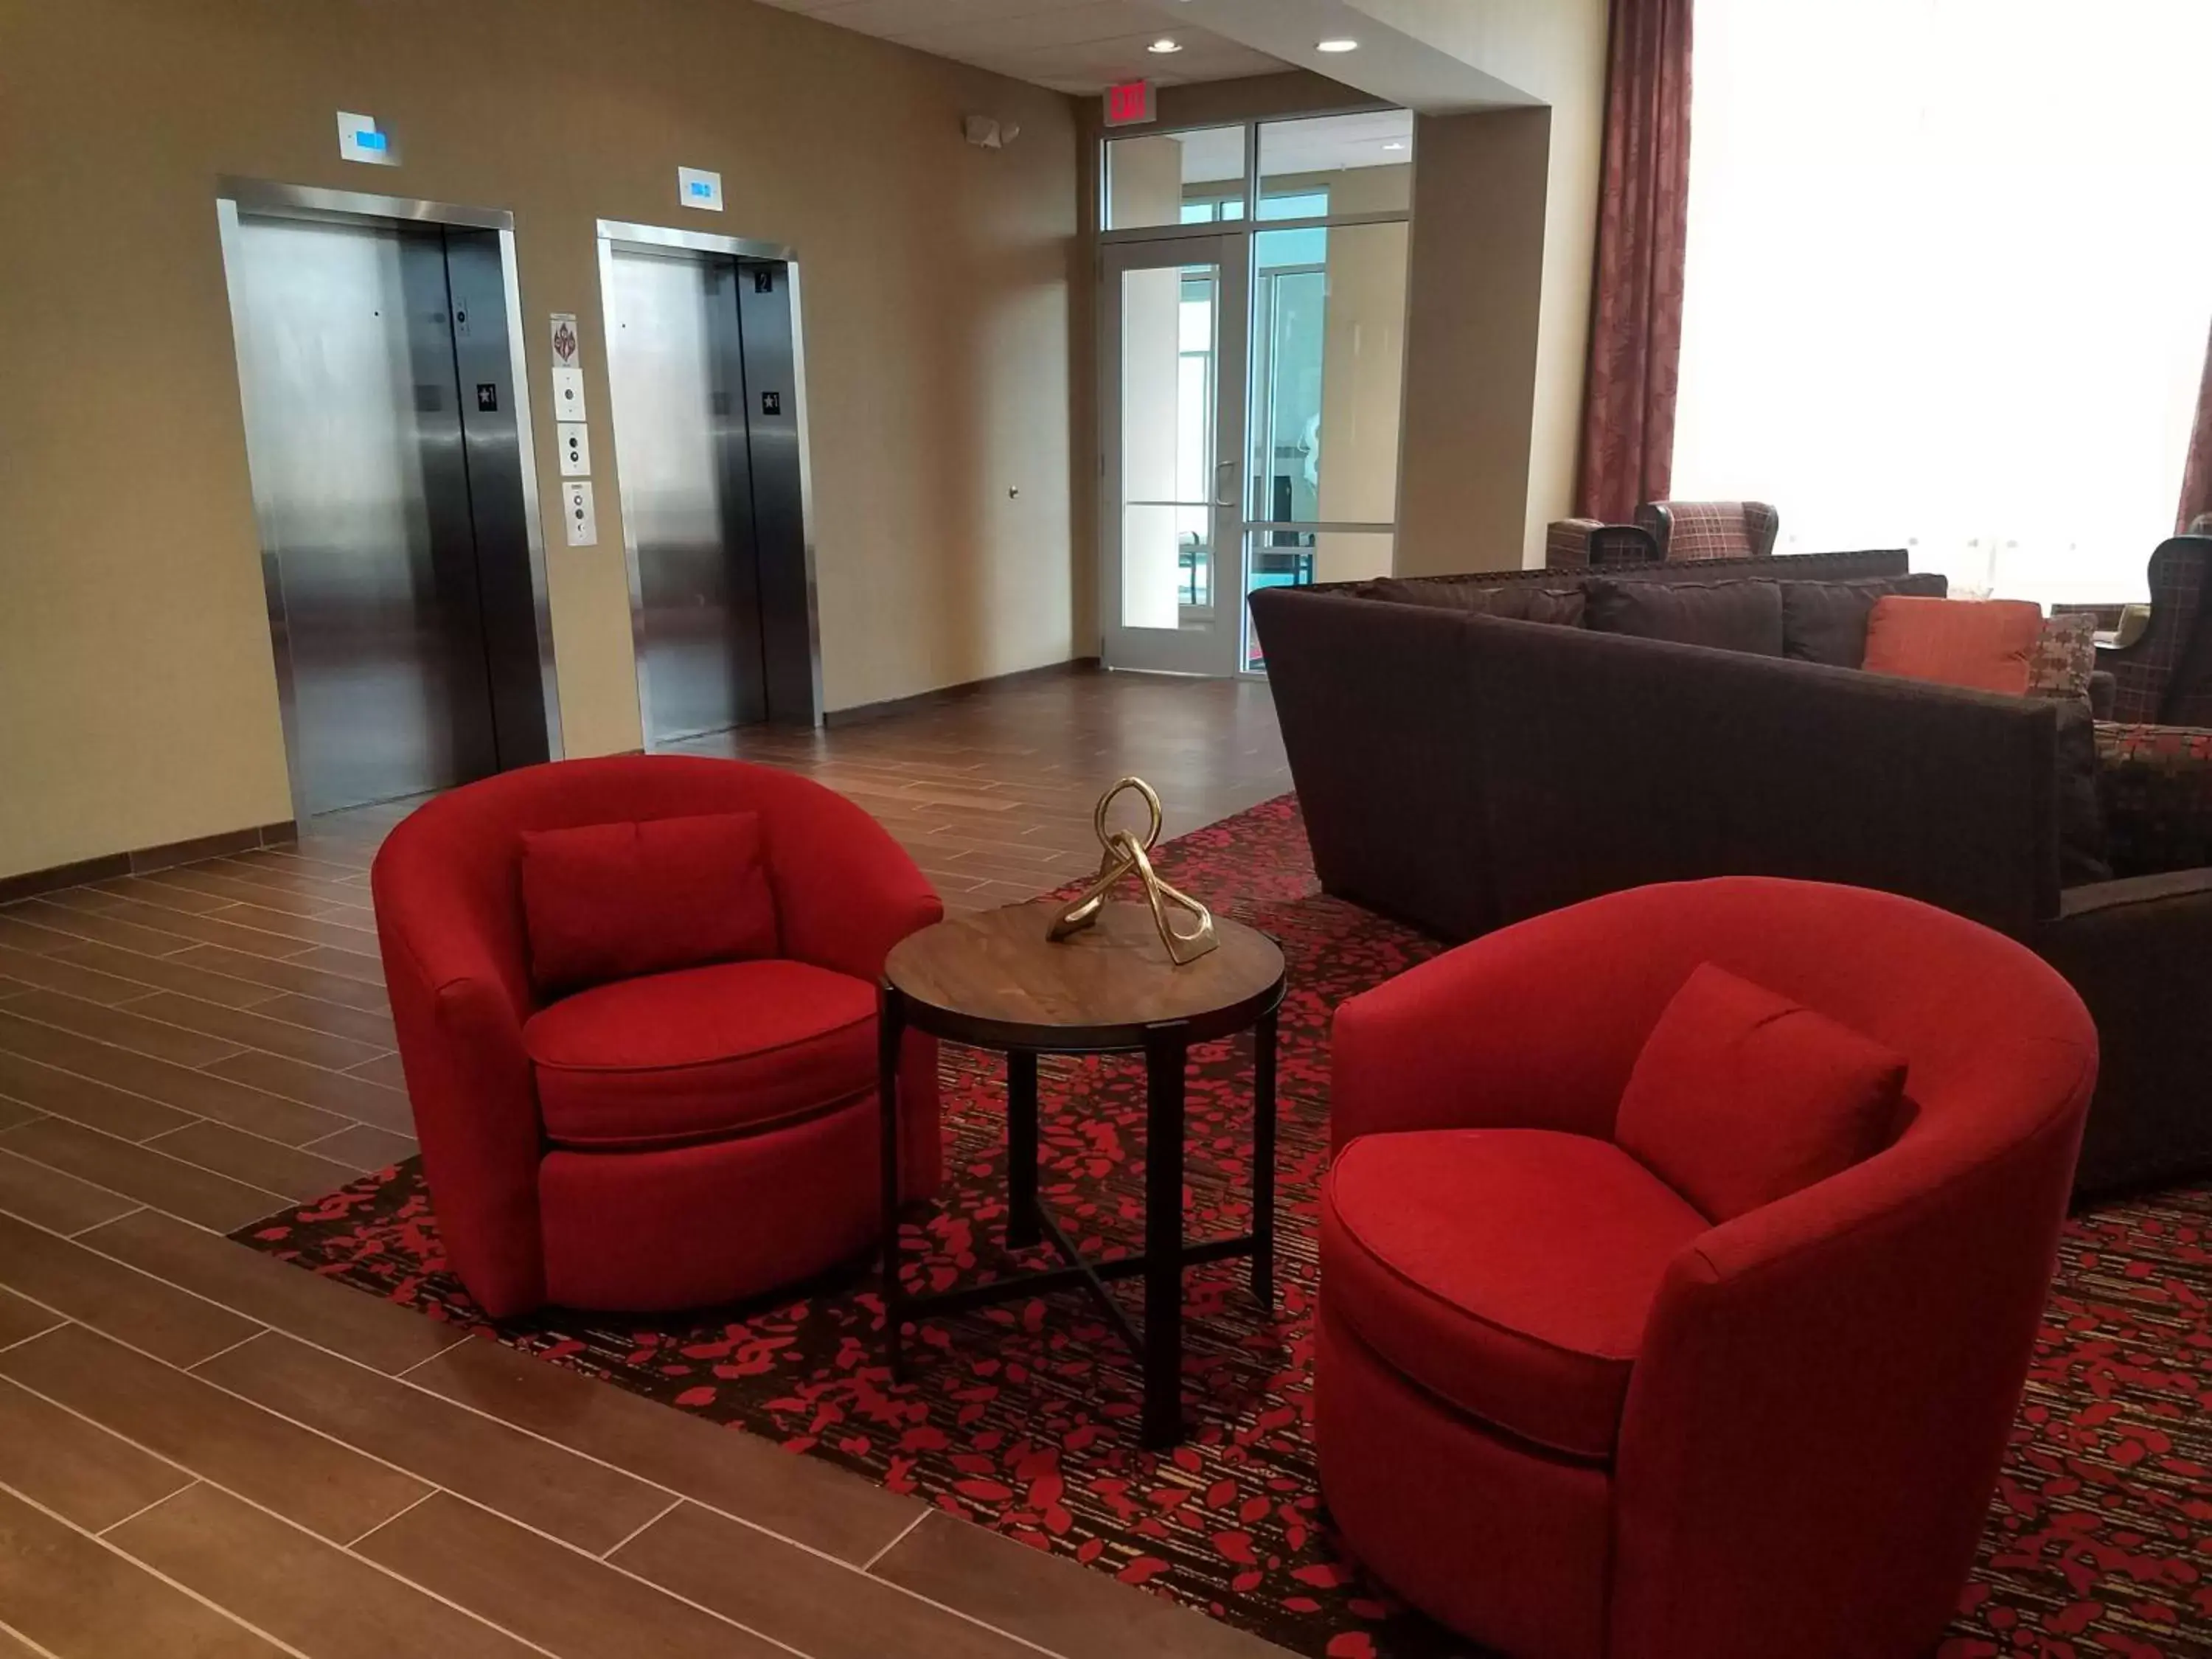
563 481 598 547
558 422 591 477
551 366 587 422
677 167 725 212
336 111 399 165
549 313 580 369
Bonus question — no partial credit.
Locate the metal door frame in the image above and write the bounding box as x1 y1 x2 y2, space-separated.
215 178 563 823
1098 234 1250 678
594 220 826 737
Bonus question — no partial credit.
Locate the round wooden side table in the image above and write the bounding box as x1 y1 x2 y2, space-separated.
879 900 1286 1448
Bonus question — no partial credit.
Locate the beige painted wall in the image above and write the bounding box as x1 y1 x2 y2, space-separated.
0 0 1079 880
1315 169 1411 582
1356 0 1610 566
1396 107 1552 574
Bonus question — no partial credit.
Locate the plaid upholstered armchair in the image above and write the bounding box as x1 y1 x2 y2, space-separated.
2089 529 2212 879
1546 499 1779 568
1638 499 1781 561
2100 532 2212 725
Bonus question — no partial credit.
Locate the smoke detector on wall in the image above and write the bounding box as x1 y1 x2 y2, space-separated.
963 114 1021 149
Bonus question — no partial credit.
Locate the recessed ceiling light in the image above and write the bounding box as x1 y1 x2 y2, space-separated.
1147 36 1183 53
1316 38 1359 52
1382 141 1406 151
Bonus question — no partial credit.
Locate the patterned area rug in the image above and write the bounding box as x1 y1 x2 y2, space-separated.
234 796 2212 1658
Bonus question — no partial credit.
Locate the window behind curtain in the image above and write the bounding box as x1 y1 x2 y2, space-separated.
1672 0 2212 605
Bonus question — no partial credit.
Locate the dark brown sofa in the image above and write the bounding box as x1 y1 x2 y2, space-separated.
1251 565 2212 1197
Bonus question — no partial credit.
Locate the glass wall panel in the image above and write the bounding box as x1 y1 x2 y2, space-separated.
1106 126 1246 230
1257 111 1413 219
1248 223 1408 527
1242 529 1394 670
1119 263 1220 629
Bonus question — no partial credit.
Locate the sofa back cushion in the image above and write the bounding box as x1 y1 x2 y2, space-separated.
1779 573 1949 667
1862 597 2043 695
520 811 779 996
1585 577 1784 656
1615 962 1909 1222
1369 576 1587 627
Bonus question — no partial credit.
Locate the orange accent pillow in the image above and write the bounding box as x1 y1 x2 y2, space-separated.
1860 596 2042 695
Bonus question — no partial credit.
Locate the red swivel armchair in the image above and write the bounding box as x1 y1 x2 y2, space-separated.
1319 877 2096 1659
372 756 942 1318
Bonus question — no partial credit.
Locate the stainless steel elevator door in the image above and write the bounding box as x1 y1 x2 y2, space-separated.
230 215 498 813
605 246 769 744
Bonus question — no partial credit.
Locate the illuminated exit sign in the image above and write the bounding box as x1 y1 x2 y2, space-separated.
1104 80 1155 127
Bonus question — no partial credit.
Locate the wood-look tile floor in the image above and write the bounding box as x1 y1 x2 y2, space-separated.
0 667 1293 1659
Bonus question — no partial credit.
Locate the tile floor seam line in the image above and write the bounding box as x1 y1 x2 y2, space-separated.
183 1328 274 1374
0 1116 298 1221
858 1508 929 1573
68 1203 147 1239
0 1318 64 1357
0 998 252 1071
140 1111 389 1175
0 1211 284 1340
124 987 398 1060
7 1237 1085 1659
0 1617 68 1659
0 1472 320 1659
340 1483 442 1550
0 1026 350 1134
0 1303 832 1658
94 1475 200 1537
594 1492 683 1560
0 1363 586 1659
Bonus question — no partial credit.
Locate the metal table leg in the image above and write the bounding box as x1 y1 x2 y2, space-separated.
1252 1008 1277 1310
1006 1050 1040 1250
1142 1025 1189 1449
877 985 906 1379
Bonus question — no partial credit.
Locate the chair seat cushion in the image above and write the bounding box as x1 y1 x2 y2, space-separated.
525 959 877 1151
1321 1128 1709 1460
1318 1124 1699 1460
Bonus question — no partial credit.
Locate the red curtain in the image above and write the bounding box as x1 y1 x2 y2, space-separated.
2181 320 2212 533
1575 0 1694 523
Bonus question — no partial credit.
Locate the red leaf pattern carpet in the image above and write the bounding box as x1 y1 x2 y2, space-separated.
236 796 2212 1658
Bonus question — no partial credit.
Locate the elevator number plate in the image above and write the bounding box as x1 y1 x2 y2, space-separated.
476 383 499 412
761 392 781 417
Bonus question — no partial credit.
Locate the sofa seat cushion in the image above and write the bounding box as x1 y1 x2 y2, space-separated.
526 959 877 1150
1321 1127 1710 1460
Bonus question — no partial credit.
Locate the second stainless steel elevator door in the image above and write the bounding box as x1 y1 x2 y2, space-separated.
605 246 770 744
230 215 500 814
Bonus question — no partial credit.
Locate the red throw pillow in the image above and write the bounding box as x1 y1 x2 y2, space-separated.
1615 963 1907 1222
519 812 779 997
1860 595 2042 695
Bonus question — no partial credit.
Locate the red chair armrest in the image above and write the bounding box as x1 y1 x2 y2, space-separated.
1610 1072 2090 1655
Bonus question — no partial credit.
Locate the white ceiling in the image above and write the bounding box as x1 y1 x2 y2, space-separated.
752 0 1289 95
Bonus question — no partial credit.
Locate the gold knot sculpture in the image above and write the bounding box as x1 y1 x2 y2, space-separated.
1047 777 1219 964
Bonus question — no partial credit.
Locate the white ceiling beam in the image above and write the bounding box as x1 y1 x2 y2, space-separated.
1135 0 1538 112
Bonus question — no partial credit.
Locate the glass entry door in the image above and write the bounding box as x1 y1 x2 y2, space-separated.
1100 235 1248 675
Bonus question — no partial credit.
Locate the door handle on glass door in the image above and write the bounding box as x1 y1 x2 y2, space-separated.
1216 458 1237 509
